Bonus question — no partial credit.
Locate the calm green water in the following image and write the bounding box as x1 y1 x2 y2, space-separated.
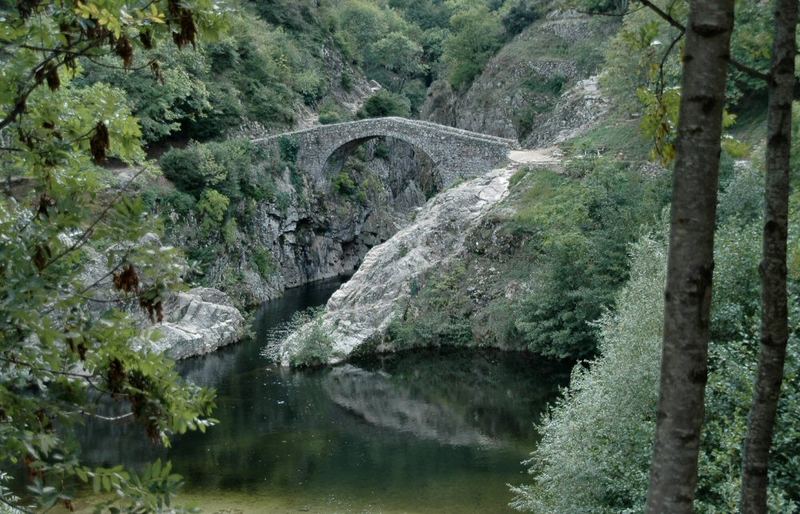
77 279 569 513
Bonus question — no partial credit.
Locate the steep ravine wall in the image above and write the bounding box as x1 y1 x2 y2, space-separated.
421 10 617 146
208 137 438 306
275 152 558 365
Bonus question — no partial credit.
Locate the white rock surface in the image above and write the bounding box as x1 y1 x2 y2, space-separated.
279 163 520 364
79 235 245 360
145 287 245 360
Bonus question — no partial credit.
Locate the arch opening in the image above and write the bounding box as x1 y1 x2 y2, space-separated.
311 135 439 278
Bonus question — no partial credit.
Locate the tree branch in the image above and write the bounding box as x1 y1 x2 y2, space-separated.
634 0 770 82
42 168 148 271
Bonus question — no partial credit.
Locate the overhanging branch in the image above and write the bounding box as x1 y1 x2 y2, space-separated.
635 0 770 82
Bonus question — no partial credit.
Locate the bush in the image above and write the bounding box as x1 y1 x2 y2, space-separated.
512 201 800 511
340 72 354 92
319 110 343 125
386 265 474 351
222 218 238 246
333 171 358 196
252 247 276 278
160 139 255 202
160 147 207 197
501 0 541 36
288 308 334 367
511 233 667 513
513 161 669 359
442 6 504 90
197 189 230 232
357 90 411 118
318 98 350 125
279 136 299 163
295 69 327 104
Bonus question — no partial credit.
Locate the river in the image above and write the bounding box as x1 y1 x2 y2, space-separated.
74 279 569 513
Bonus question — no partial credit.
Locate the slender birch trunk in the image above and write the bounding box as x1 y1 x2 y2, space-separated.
740 0 798 511
646 1 735 512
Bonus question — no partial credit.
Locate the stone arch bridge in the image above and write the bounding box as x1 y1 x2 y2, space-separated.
253 117 519 187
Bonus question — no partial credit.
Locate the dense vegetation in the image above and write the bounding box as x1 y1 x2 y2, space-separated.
511 160 800 512
506 0 800 512
387 158 671 359
0 1 226 511
109 0 554 306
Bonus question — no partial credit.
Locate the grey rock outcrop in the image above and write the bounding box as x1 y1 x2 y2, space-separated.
521 75 611 147
276 163 520 364
421 10 617 145
198 137 440 306
143 287 244 359
79 236 245 360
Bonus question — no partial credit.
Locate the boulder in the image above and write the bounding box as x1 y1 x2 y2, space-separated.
144 287 245 360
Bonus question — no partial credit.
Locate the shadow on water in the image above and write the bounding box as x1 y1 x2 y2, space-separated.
73 278 570 513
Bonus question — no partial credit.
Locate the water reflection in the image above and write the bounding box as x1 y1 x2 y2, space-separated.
75 279 569 513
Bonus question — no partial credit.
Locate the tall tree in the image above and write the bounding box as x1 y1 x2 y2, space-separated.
740 0 798 511
645 1 736 512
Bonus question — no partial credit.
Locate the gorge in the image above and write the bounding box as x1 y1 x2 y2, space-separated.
3 1 799 513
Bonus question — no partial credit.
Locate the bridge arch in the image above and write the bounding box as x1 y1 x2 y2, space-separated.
322 134 439 188
254 117 517 189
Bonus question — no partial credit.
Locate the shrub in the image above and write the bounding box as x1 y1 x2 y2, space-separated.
373 140 390 159
333 171 358 196
222 218 238 246
340 71 354 92
252 247 276 278
501 0 541 36
319 110 343 125
512 210 800 512
513 161 668 359
197 189 230 231
357 90 411 118
511 233 667 513
160 146 206 197
295 69 327 104
288 308 334 367
160 139 254 202
318 99 350 125
442 6 504 90
386 264 475 350
279 135 299 163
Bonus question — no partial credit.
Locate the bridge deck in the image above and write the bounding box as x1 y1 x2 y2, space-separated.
252 117 520 150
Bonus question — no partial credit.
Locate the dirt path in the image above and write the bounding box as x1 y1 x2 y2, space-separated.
508 147 561 165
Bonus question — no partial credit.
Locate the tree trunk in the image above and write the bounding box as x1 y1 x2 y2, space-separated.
740 0 797 511
645 2 735 513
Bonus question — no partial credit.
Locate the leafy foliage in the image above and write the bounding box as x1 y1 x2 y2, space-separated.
442 5 504 90
158 139 285 303
386 160 669 360
0 1 226 510
513 161 669 359
357 90 412 118
511 165 800 512
285 308 335 367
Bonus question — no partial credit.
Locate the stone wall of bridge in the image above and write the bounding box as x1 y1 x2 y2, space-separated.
253 117 518 188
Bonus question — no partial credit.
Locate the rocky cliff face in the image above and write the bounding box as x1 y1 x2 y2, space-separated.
274 152 559 365
197 137 437 307
421 10 617 146
143 287 245 359
80 236 245 359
